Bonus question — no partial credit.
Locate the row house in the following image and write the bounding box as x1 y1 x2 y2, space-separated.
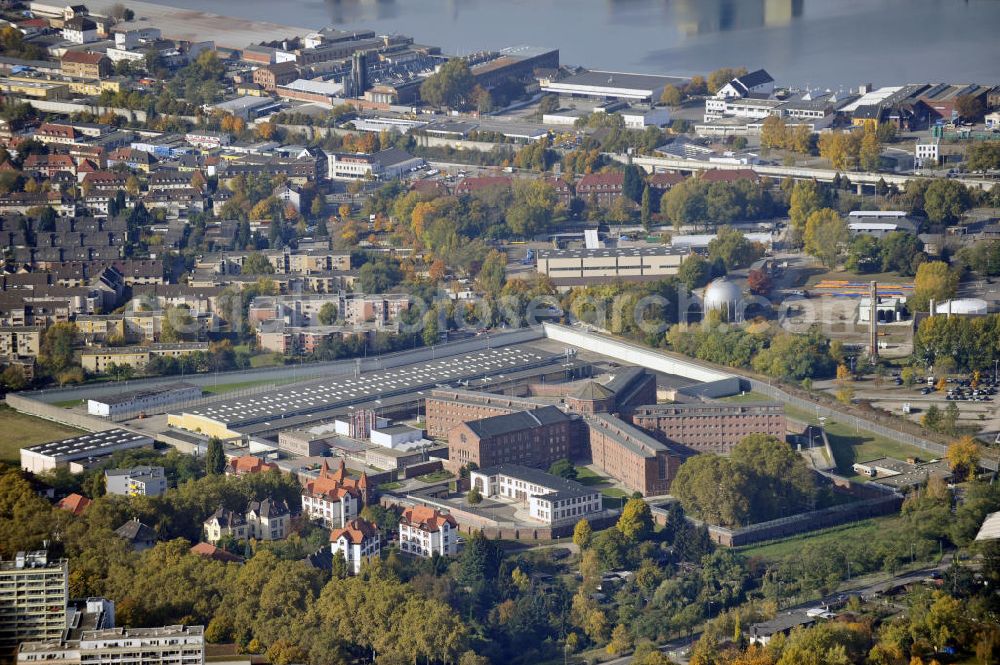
300 459 371 528
22 153 76 178
82 171 127 192
148 170 197 191
106 147 157 172
398 506 458 558
142 188 206 218
0 192 76 216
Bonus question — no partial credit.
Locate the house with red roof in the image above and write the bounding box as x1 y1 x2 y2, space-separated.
699 168 761 184
398 506 458 557
190 542 244 564
453 175 512 196
647 171 685 194
576 172 625 207
301 459 371 528
226 455 278 476
329 517 381 574
56 493 91 516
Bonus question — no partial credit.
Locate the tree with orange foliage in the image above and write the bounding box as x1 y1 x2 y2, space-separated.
429 259 447 282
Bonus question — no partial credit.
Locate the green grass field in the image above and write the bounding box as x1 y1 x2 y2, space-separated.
736 517 893 561
0 405 84 464
51 398 84 408
416 469 454 483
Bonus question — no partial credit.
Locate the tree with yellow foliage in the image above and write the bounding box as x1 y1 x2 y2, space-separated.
803 208 848 268
946 435 980 480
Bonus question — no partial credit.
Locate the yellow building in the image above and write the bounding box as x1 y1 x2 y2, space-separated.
80 343 208 373
0 78 69 100
166 412 240 440
74 315 126 342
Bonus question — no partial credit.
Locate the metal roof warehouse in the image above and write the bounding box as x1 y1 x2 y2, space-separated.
167 347 563 438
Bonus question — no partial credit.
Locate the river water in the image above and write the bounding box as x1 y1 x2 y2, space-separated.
148 0 1000 89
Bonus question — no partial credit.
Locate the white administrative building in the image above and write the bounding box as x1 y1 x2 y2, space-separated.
469 464 603 525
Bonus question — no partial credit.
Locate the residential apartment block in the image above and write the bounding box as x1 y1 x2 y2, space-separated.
398 506 458 558
104 466 168 497
0 552 68 656
17 625 204 664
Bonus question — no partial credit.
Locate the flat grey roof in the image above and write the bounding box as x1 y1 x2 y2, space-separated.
91 382 200 406
551 70 688 92
181 347 559 430
537 246 687 259
24 429 153 460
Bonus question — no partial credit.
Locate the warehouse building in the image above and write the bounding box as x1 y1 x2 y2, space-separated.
540 70 688 103
87 382 202 418
167 347 563 439
20 429 154 474
535 246 688 287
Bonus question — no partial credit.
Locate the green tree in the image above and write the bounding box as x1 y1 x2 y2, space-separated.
506 180 556 237
422 309 440 347
548 458 577 480
420 58 475 109
476 250 507 297
803 208 848 268
1 364 28 390
845 234 881 273
880 231 926 275
707 226 764 270
623 164 645 203
205 437 226 475
617 498 653 541
640 185 652 232
676 254 712 290
39 322 77 373
317 302 338 325
466 487 482 504
923 179 971 225
358 258 403 293
922 404 942 430
241 252 274 275
966 141 1000 171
